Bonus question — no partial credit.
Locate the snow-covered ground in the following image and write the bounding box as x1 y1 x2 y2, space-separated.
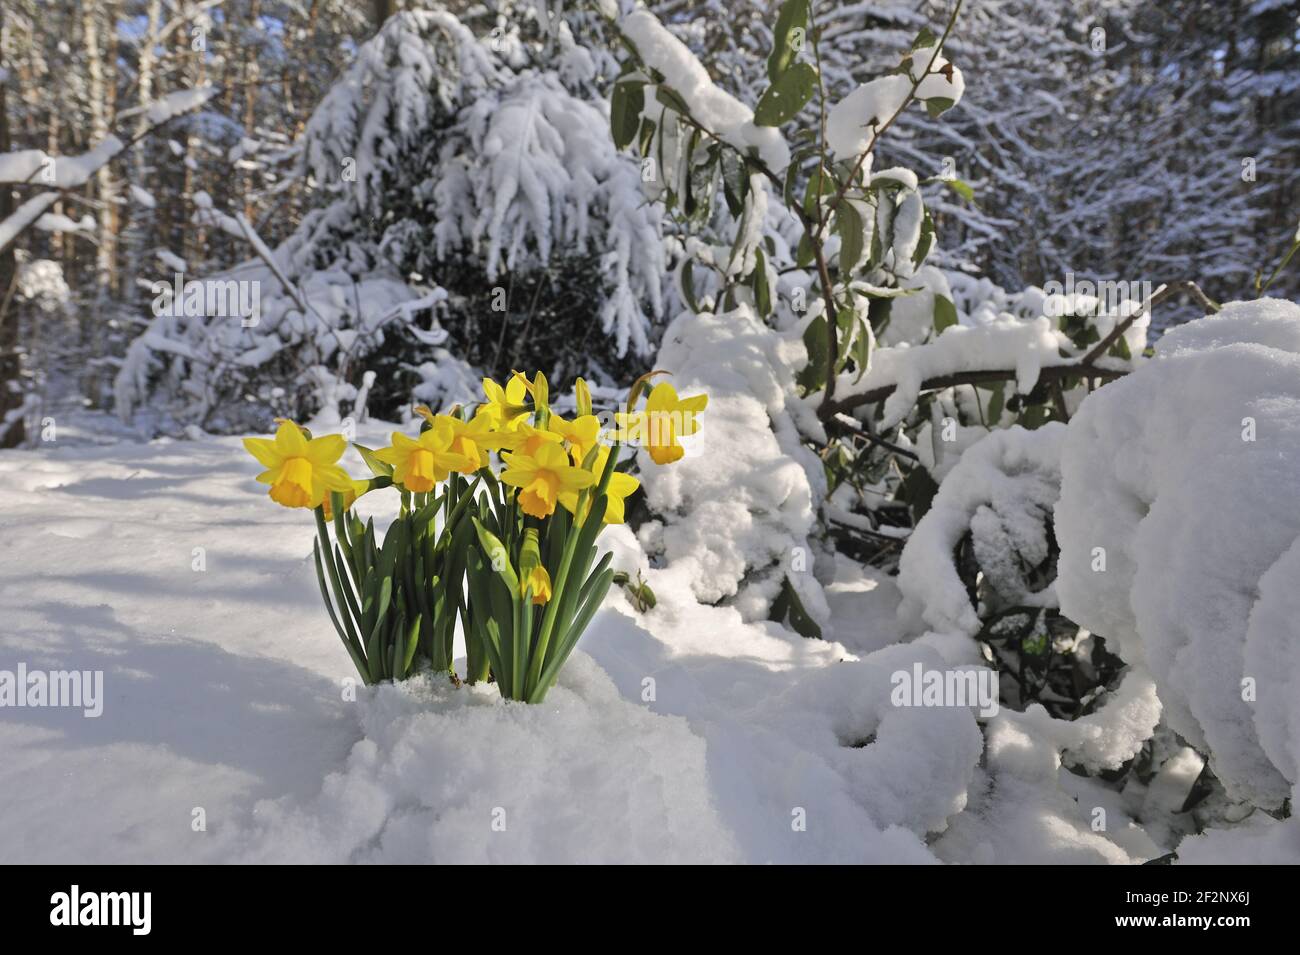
7 295 1299 865
0 420 962 863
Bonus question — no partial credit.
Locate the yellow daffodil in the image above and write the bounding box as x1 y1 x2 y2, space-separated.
480 375 532 430
518 529 552 605
505 368 550 406
500 441 596 519
513 420 564 456
521 563 552 604
524 370 549 413
560 444 640 524
243 419 356 509
615 382 708 465
549 413 601 462
374 419 476 492
415 406 520 469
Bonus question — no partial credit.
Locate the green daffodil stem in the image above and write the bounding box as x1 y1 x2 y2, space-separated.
523 521 579 694
522 443 622 697
315 505 367 680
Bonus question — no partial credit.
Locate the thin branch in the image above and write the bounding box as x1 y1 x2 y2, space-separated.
820 364 1126 419
1081 279 1214 366
827 414 920 460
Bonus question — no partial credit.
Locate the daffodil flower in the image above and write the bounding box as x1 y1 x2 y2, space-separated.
513 420 564 457
500 441 596 519
615 382 708 465
243 419 356 509
415 406 520 469
574 377 593 417
522 564 552 604
480 375 532 431
524 370 549 414
548 413 601 462
374 419 476 492
560 444 640 524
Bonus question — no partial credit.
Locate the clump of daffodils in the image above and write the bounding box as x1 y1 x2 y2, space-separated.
242 372 706 701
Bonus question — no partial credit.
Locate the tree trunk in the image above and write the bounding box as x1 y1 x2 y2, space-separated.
372 0 396 31
124 0 164 302
242 0 263 220
0 5 25 447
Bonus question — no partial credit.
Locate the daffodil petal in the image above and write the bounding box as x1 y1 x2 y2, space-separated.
243 437 282 469
305 433 347 465
678 393 708 414
275 419 308 455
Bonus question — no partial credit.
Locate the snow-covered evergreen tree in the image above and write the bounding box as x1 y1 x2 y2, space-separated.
117 3 668 430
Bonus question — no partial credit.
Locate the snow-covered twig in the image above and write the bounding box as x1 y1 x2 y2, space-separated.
1081 280 1215 366
0 86 217 257
820 278 1217 420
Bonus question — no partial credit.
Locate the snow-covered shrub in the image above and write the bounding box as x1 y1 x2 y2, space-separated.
115 263 434 431
897 424 1064 638
635 304 830 633
894 422 1133 719
605 1 1152 598
7 256 74 436
1057 298 1300 810
116 4 668 431
604 1 974 623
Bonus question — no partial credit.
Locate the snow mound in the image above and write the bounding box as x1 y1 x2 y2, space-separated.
1056 297 1300 808
581 565 984 862
898 424 1065 637
1156 296 1300 358
638 305 830 626
1175 815 1300 865
237 654 742 864
933 704 1161 864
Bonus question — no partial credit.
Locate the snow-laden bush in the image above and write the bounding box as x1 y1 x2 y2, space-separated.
1057 298 1300 810
894 418 1140 723
635 303 830 632
897 423 1065 638
115 265 426 431
606 0 1152 603
116 4 667 431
